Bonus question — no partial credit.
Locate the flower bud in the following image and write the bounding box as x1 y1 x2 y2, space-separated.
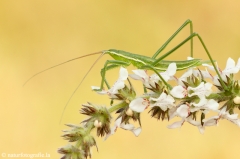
98 121 102 127
126 108 133 116
94 120 102 128
233 96 240 104
94 120 98 127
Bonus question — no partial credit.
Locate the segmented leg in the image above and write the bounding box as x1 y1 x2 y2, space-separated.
100 60 131 90
152 33 228 91
152 19 193 59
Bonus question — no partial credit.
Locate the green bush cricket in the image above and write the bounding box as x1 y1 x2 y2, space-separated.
24 19 227 123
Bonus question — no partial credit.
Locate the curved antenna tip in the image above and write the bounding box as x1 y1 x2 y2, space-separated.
23 51 103 87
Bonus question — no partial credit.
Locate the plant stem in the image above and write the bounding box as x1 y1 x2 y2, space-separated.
108 101 127 113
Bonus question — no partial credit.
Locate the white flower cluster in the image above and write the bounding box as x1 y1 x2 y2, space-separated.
59 57 240 159
93 57 240 136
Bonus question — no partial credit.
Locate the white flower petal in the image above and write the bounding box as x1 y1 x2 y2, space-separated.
198 126 205 134
167 120 184 129
91 86 107 95
213 76 221 86
190 106 200 113
233 120 240 126
114 117 122 127
170 85 186 98
201 69 213 79
177 105 189 118
150 92 175 111
131 127 142 137
205 83 212 92
166 94 175 104
188 82 204 96
203 116 218 126
181 69 193 78
175 68 193 86
119 67 128 80
166 63 177 77
129 98 149 113
130 69 156 88
132 69 148 79
192 96 208 107
100 67 128 98
188 118 201 126
202 63 215 71
205 99 219 110
149 74 160 85
156 92 167 100
104 127 114 140
219 107 227 115
159 63 177 82
168 107 177 119
121 123 135 130
104 117 122 140
111 80 125 93
236 58 240 70
222 58 239 75
226 114 238 120
120 122 142 137
188 82 212 97
129 74 142 80
225 57 235 69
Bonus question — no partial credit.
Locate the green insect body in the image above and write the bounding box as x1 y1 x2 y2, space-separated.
105 49 203 71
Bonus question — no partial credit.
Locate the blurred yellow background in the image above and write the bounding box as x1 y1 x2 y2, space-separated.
1 1 240 159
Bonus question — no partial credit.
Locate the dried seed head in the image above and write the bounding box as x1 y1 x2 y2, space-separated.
58 145 84 159
233 96 240 104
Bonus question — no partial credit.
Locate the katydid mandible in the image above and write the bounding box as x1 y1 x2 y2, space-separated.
24 19 226 123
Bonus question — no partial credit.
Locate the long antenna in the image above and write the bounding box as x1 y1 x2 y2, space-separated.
59 52 105 124
23 51 103 86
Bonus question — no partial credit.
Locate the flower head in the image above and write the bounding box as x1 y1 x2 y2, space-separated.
219 107 240 126
129 63 177 89
129 98 150 113
203 57 239 86
150 92 175 111
92 67 128 98
105 117 142 140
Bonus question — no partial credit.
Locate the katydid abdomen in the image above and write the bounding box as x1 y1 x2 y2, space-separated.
106 49 203 71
